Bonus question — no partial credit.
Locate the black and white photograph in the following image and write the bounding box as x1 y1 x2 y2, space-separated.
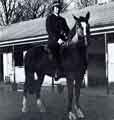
0 0 114 120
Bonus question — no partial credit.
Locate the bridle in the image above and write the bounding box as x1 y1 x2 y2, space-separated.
62 21 88 47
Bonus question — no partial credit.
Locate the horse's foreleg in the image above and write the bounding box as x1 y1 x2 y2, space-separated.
74 78 85 118
67 79 73 112
74 80 81 108
67 79 76 120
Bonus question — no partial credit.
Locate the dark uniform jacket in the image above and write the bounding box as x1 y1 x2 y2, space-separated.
46 13 70 63
46 13 70 46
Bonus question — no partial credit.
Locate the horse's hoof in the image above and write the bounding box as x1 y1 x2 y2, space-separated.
37 99 46 112
39 103 46 112
39 107 46 112
75 108 85 119
68 111 77 120
22 107 28 113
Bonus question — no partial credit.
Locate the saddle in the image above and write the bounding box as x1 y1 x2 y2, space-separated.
43 45 53 61
43 45 64 60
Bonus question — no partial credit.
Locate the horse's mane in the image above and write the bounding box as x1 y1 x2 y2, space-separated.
68 23 76 40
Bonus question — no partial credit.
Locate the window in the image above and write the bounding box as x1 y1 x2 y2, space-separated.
14 51 23 66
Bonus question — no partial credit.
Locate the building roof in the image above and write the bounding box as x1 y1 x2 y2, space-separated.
64 2 114 28
0 2 114 46
0 17 47 45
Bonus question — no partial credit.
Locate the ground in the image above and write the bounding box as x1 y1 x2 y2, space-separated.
0 84 114 120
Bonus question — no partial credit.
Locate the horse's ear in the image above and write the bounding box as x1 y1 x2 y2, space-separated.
72 14 79 21
86 12 90 20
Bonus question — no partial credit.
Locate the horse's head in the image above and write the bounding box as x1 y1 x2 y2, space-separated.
71 12 90 46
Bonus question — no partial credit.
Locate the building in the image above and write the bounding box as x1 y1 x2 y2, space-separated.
0 2 114 88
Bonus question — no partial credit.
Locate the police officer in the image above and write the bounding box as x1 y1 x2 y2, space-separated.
46 1 70 72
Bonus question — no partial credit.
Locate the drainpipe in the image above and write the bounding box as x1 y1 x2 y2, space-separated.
105 33 109 95
12 45 17 91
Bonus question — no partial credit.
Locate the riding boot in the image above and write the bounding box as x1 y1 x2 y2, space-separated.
54 57 63 81
48 43 63 81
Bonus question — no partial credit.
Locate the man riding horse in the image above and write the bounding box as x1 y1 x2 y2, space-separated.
22 8 90 119
46 1 70 78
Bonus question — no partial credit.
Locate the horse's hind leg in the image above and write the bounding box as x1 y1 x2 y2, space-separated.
35 73 46 112
22 93 28 112
22 70 34 112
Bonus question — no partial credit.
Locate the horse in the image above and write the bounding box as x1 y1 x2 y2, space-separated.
22 12 90 120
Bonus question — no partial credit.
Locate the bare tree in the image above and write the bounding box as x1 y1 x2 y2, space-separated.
13 0 52 23
0 0 67 25
0 0 52 25
78 0 97 8
0 0 17 25
14 0 68 23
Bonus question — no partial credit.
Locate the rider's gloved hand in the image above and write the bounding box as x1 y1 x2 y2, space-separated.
58 38 64 45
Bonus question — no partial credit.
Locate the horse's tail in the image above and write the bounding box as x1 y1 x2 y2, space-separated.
23 45 46 94
23 51 34 94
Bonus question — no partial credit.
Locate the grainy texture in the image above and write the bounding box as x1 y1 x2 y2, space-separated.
0 85 114 120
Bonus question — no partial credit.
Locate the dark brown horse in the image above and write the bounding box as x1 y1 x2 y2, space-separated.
22 12 90 120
